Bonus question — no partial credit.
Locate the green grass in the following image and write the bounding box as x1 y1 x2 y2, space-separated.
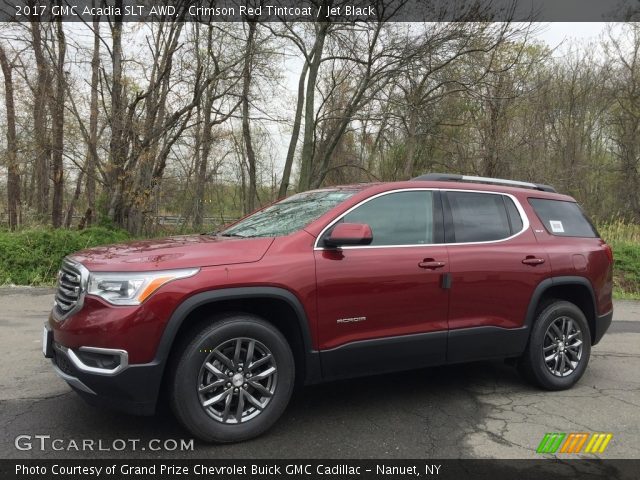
597 220 640 300
609 242 640 300
0 227 130 286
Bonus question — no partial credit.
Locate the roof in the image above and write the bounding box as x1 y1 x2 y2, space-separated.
335 180 574 202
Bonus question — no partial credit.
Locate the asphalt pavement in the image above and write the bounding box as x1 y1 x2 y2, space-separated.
1 287 638 459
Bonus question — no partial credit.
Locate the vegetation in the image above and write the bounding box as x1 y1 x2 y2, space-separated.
0 227 129 286
598 221 640 300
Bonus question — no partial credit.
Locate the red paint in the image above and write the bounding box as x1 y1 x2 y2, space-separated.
49 180 614 365
315 246 449 349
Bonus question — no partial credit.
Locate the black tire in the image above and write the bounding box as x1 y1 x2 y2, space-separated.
169 314 294 443
519 300 591 390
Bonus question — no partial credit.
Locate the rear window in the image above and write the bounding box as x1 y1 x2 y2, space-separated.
528 198 598 238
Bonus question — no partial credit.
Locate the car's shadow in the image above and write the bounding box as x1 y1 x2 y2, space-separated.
10 360 532 458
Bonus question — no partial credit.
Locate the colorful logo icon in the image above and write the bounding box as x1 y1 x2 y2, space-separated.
536 432 613 454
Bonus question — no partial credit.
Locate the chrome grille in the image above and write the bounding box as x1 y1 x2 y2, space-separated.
53 259 87 320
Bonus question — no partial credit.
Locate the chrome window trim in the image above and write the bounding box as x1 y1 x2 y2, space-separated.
313 188 530 250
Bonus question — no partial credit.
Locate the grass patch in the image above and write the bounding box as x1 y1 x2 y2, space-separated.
0 227 130 286
597 220 640 300
610 242 640 300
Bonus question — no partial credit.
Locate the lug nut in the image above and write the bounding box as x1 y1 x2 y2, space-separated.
234 387 239 392
238 367 243 372
243 383 248 388
226 382 231 387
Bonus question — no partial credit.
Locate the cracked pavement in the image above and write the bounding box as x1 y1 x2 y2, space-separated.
1 288 638 459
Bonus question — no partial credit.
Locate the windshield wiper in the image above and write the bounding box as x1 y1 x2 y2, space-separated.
218 232 250 238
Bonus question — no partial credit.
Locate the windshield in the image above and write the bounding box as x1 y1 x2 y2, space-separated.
220 189 357 238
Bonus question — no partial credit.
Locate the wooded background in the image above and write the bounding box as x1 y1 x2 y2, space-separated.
1 14 640 235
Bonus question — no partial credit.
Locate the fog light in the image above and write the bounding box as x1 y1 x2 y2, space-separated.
65 346 129 375
75 350 120 370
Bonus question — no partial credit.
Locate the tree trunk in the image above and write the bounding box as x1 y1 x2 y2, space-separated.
0 44 21 230
278 60 308 199
194 84 217 230
51 17 66 228
30 21 51 218
297 24 327 191
241 21 258 213
107 1 125 225
403 104 418 178
65 168 84 228
86 14 100 226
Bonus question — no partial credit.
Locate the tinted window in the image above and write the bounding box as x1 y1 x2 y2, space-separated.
447 192 513 242
528 198 598 238
504 196 523 233
341 191 434 246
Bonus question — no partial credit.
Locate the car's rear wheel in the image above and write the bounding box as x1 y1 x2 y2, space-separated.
519 300 591 390
170 314 294 442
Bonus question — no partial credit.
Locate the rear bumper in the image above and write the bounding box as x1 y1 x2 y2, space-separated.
593 309 613 346
51 343 163 416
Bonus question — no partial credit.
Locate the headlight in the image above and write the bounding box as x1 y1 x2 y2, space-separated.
87 268 199 305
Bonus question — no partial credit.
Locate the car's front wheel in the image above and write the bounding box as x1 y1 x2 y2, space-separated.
519 300 591 390
169 314 294 442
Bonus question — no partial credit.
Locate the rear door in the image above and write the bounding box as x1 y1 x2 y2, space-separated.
443 190 551 362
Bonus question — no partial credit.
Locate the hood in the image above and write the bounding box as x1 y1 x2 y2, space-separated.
69 235 274 272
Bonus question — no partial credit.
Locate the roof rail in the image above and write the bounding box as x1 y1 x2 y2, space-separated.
411 173 557 193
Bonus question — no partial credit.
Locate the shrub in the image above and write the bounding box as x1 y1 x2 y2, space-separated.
0 227 130 286
611 242 640 299
598 221 640 299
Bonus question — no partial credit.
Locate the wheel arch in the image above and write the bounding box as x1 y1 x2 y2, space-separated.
525 276 597 345
155 287 322 386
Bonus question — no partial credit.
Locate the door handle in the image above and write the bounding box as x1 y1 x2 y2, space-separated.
419 259 446 269
522 256 545 266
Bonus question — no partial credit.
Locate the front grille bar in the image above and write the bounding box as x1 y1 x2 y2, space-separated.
53 259 88 321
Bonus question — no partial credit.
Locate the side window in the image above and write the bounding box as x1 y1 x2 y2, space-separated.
528 198 598 238
340 191 435 246
504 196 524 233
447 192 514 242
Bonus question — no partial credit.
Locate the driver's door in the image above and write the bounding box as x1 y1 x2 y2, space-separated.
314 190 450 379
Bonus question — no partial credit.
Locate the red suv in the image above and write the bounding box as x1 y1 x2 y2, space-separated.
43 174 613 442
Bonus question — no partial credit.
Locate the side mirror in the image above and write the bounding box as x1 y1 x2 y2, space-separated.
325 223 373 247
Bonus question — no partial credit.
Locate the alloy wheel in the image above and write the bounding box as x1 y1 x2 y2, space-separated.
543 316 584 377
197 337 277 424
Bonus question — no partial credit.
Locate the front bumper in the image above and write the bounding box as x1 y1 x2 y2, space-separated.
593 309 613 345
50 342 163 416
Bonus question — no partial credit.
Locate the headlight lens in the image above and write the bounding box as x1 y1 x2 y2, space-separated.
87 268 199 305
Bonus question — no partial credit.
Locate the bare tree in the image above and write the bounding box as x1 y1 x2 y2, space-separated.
192 25 242 228
607 24 640 220
107 0 126 223
29 20 51 217
86 12 100 226
50 14 66 227
241 19 259 213
0 43 21 230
